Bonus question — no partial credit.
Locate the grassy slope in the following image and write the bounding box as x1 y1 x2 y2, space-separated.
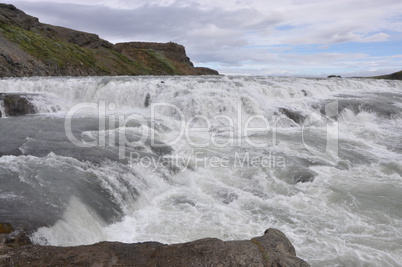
132 49 178 75
0 22 180 76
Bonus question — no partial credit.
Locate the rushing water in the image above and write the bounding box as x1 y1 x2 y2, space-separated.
0 76 402 266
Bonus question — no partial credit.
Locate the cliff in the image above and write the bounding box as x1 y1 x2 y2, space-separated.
0 226 309 267
0 4 218 77
115 42 218 75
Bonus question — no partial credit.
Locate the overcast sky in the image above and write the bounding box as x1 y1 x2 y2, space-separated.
10 0 402 76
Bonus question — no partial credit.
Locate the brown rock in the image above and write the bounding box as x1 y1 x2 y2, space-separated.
0 4 40 30
4 231 32 248
0 223 13 234
251 228 309 266
195 67 220 75
0 223 32 249
0 228 309 266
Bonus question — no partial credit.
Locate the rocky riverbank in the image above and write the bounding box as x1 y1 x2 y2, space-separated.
0 4 218 77
0 224 309 267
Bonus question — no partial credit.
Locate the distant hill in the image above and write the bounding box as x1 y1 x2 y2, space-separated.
370 70 402 80
0 4 218 77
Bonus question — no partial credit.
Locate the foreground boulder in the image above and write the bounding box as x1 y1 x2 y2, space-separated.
0 228 309 266
0 93 36 117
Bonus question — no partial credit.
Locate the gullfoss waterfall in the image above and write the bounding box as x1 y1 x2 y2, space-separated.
0 76 402 266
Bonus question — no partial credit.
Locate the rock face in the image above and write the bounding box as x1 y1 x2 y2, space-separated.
0 228 309 266
115 42 218 75
0 4 218 77
0 93 36 117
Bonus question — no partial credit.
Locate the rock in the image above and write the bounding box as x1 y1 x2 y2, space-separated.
0 223 32 248
195 67 220 75
144 93 151 107
0 228 309 266
291 170 316 183
251 229 309 266
0 4 40 30
327 75 342 78
279 108 306 124
0 93 36 117
0 223 13 234
41 24 114 49
4 230 32 248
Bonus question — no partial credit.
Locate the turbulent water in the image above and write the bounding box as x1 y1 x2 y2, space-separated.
0 76 402 266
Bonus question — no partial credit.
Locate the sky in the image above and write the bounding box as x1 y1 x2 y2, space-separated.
9 0 402 76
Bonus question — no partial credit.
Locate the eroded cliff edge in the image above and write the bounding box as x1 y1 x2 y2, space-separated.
0 4 219 77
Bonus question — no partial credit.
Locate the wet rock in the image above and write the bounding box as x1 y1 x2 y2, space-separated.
0 228 309 266
251 228 309 266
4 229 32 248
144 93 151 107
290 168 317 183
0 93 36 117
279 108 306 124
0 223 13 234
0 223 32 248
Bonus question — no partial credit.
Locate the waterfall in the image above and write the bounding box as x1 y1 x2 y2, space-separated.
1 76 401 266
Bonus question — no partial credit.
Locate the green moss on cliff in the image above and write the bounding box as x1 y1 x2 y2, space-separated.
1 23 95 68
145 49 177 74
0 22 150 75
89 47 150 75
132 49 179 75
0 7 219 77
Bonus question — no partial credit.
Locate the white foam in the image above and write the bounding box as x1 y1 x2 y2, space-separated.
1 76 401 120
31 197 107 246
0 100 7 118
